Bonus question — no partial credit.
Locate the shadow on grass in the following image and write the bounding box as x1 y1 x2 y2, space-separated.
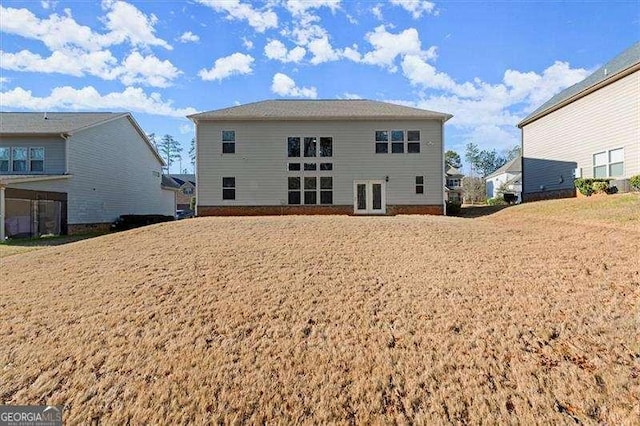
1 232 106 248
455 204 512 218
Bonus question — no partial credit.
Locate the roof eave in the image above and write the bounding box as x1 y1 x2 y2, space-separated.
518 62 640 128
187 114 452 122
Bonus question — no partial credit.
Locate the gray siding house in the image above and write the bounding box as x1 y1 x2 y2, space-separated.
0 112 177 239
518 42 639 201
189 100 452 216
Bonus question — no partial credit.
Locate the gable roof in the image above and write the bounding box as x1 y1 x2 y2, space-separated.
486 156 522 179
445 166 463 177
0 112 165 166
518 42 640 128
188 100 452 122
161 174 181 190
0 112 128 134
168 174 195 186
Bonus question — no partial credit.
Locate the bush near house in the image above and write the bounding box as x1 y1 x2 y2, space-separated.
445 200 461 215
486 197 507 206
574 178 613 196
190 196 196 211
630 175 640 191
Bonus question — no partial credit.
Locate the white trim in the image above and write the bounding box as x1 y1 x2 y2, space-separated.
0 186 5 241
353 180 386 214
0 174 72 185
592 147 625 178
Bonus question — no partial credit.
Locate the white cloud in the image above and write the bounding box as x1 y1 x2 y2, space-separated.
371 4 383 20
0 49 180 88
401 54 478 97
197 0 277 32
179 123 193 134
101 0 172 50
242 37 254 50
341 92 362 99
41 1 58 10
0 86 197 117
198 52 254 81
361 25 436 71
178 31 199 43
389 0 437 18
264 39 306 63
119 51 182 87
308 36 340 64
0 2 171 51
271 73 317 98
0 77 10 84
285 0 341 16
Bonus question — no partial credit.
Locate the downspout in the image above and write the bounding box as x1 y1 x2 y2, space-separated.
0 185 5 241
193 119 198 217
442 118 447 216
61 133 70 174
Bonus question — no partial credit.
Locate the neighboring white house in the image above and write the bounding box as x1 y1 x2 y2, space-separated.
485 156 522 202
189 100 452 216
0 112 177 239
518 42 639 201
445 167 464 203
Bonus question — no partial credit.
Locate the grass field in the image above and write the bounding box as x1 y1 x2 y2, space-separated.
1 194 638 423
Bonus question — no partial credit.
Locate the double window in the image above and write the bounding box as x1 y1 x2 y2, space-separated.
222 130 235 154
287 176 333 205
593 148 624 178
0 146 45 173
288 136 332 158
375 130 421 154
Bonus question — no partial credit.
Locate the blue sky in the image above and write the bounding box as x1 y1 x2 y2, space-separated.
1 0 637 173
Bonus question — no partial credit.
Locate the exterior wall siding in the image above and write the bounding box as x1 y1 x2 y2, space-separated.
10 116 174 224
522 71 639 197
0 135 66 174
196 119 444 214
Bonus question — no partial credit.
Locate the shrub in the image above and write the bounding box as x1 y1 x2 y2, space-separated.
446 201 461 215
574 178 612 196
630 175 640 191
486 197 507 206
592 181 609 194
190 196 196 210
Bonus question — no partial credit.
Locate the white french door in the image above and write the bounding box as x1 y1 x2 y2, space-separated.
353 180 386 214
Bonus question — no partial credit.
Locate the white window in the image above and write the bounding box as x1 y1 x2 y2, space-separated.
609 148 624 177
593 148 624 178
30 147 44 172
222 130 235 154
12 147 28 172
0 147 9 172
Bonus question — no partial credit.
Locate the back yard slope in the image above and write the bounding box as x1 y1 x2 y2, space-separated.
1 209 638 423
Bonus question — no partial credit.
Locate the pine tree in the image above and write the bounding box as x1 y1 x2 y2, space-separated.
158 134 183 173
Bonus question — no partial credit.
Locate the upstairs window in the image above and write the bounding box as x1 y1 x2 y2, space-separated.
222 130 235 154
29 147 44 172
391 130 404 153
222 177 235 200
0 147 9 172
375 131 389 153
415 176 424 194
12 147 28 172
304 137 317 157
407 131 421 153
320 137 333 157
288 137 301 157
288 162 301 171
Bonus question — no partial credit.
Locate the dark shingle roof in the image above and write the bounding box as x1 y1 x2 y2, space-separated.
518 42 640 127
486 156 522 179
0 112 128 134
169 174 195 185
188 100 452 121
161 174 181 189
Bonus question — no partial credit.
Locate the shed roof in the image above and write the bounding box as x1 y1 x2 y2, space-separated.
518 42 640 127
486 156 522 179
188 100 452 121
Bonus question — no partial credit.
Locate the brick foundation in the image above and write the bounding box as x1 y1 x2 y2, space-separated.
67 222 111 235
522 188 576 202
197 204 444 216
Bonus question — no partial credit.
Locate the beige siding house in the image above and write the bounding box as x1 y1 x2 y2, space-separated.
0 112 176 239
518 42 639 201
189 100 452 216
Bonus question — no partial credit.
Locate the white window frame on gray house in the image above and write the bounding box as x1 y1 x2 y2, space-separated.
222 130 235 154
29 147 45 172
11 147 28 172
0 147 9 172
375 130 421 154
222 176 235 200
593 148 624 178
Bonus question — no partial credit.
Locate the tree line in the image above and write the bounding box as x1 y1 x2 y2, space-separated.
147 133 196 174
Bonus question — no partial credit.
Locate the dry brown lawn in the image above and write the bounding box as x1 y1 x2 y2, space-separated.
1 194 639 424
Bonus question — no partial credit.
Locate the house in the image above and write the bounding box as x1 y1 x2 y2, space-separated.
485 156 522 203
0 112 177 240
445 167 464 203
188 100 452 216
168 174 196 210
518 42 639 201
